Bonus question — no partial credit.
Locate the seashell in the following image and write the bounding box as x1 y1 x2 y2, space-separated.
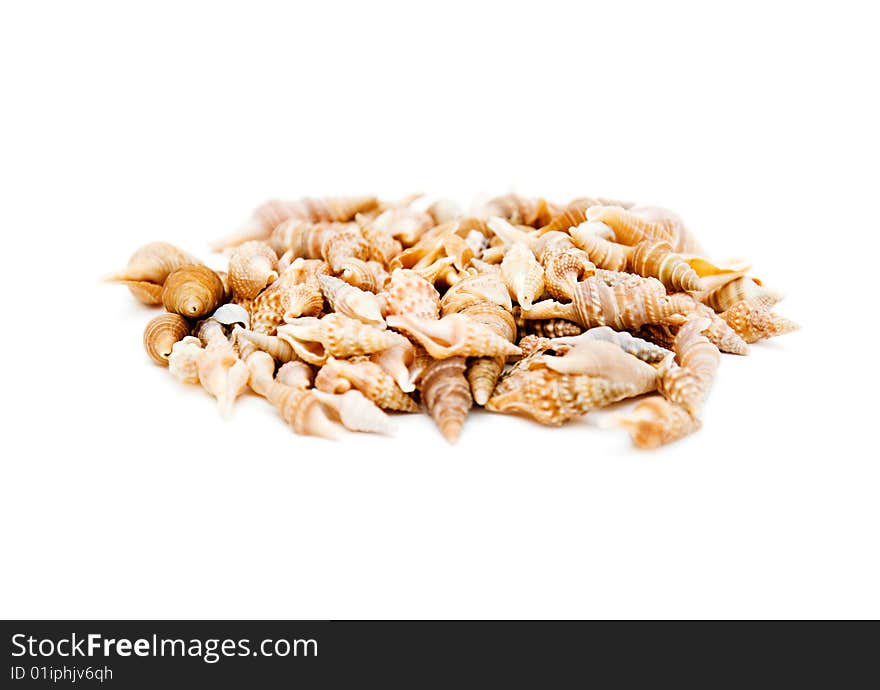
699 275 784 313
513 308 583 339
356 213 403 266
382 268 441 320
427 198 463 225
276 361 314 389
370 340 423 393
143 313 191 366
249 259 327 335
440 271 512 314
411 256 457 287
228 241 278 299
536 233 596 301
569 225 630 271
478 194 560 227
368 206 436 246
685 300 749 355
212 303 250 329
168 335 204 384
312 389 394 435
628 240 702 292
536 198 602 235
246 351 339 438
656 317 721 416
315 357 419 412
586 205 680 248
161 265 225 318
719 299 799 344
500 242 545 308
233 327 299 363
541 340 658 395
443 233 475 271
195 319 249 417
338 258 390 293
278 313 408 365
486 365 639 425
106 242 201 305
630 206 704 254
630 323 680 352
419 357 472 443
318 274 384 327
617 396 701 449
486 216 540 250
518 334 554 358
387 313 521 359
551 326 672 364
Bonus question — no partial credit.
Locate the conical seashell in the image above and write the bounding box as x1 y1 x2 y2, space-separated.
315 357 419 412
500 242 544 308
106 242 201 305
143 313 191 366
278 314 408 365
228 241 278 300
537 233 596 301
233 327 299 363
466 357 505 407
586 205 679 248
699 275 784 313
276 361 314 389
683 300 749 355
387 313 521 359
617 396 701 449
541 340 657 395
568 226 629 271
719 299 799 344
551 326 672 364
478 194 559 227
212 303 250 329
168 335 204 383
536 198 600 235
411 256 457 287
161 265 225 318
486 365 639 425
656 317 720 416
312 389 394 435
318 274 384 327
628 240 702 292
195 319 249 417
382 268 441 320
630 323 680 352
419 357 472 443
442 233 474 271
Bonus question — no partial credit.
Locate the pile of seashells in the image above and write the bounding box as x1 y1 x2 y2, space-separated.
106 194 797 448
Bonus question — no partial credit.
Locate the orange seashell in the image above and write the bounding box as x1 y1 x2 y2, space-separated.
161 265 225 318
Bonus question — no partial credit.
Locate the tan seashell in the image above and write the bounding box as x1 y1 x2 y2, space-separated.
541 340 658 395
537 233 596 301
233 327 299 363
168 336 204 384
500 242 545 308
485 216 540 250
368 206 436 246
699 275 783 313
411 256 457 287
387 313 521 359
195 319 249 417
618 396 701 449
586 205 680 248
249 259 328 335
276 361 314 389
382 268 441 320
719 299 799 344
569 226 630 271
278 313 408 365
512 308 583 339
442 233 474 271
356 213 404 266
479 194 560 227
631 206 704 254
628 240 702 292
143 313 191 366
311 389 394 435
426 198 463 225
318 274 384 327
106 242 201 305
338 258 389 293
228 241 278 300
370 340 423 394
315 357 419 412
657 317 720 416
518 334 554 358
536 198 606 235
441 271 512 314
550 326 672 364
419 357 472 443
161 265 225 318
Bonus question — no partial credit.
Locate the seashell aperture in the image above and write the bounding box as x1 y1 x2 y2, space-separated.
161 265 225 318
143 313 191 366
541 340 658 395
228 241 279 300
387 313 521 359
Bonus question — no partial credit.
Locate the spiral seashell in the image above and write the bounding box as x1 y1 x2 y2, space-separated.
478 194 560 227
195 319 249 417
719 299 799 344
143 313 191 366
337 258 389 293
106 242 201 305
161 265 225 318
212 303 250 329
617 396 701 449
537 233 596 301
233 327 299 363
228 241 278 300
586 205 680 248
276 361 314 389
500 242 545 308
383 268 441 320
387 313 521 359
518 334 554 358
541 340 658 395
357 213 403 266
656 317 720 416
278 313 408 365
368 206 436 246
370 340 422 394
628 240 702 292
513 308 583 339
699 275 783 313
536 198 603 235
419 357 472 443
315 357 419 412
549 326 670 364
311 389 394 435
249 259 327 335
318 274 384 327
568 226 630 271
168 336 204 384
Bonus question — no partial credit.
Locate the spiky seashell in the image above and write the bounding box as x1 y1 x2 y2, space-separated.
318 274 384 327
356 213 403 266
389 222 455 271
500 242 544 308
168 336 204 384
269 220 345 256
719 299 799 344
586 205 680 248
657 317 720 416
233 327 299 363
212 303 250 329
684 300 749 355
278 313 408 365
699 275 783 313
276 361 314 389
618 396 701 449
246 351 338 438
517 334 554 359
249 259 327 334
161 265 225 318
143 313 191 366
486 365 639 425
195 319 249 417
419 357 472 443
478 194 560 227
311 389 394 435
106 242 201 305
541 340 657 395
569 226 629 271
315 357 418 412
228 241 278 299
337 258 389 293
513 308 583 339
628 240 702 292
551 326 672 364
537 233 596 301
387 313 521 359
382 268 441 320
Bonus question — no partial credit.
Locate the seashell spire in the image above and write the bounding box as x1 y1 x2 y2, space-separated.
419 357 473 443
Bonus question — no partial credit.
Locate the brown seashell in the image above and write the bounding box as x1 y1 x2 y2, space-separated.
513 309 583 339
318 274 384 327
628 240 702 292
586 205 680 248
370 340 423 393
368 206 436 246
535 198 601 235
699 275 783 313
228 241 278 300
337 258 389 293
387 313 521 359
500 242 545 308
719 299 799 344
106 242 201 305
278 313 408 365
657 317 721 416
618 396 701 449
419 357 472 443
440 271 512 315
383 268 441 321
143 313 191 366
518 334 554 358
315 357 418 412
537 233 596 301
161 265 225 318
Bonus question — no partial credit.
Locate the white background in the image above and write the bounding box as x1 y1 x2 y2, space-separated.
1 1 878 619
